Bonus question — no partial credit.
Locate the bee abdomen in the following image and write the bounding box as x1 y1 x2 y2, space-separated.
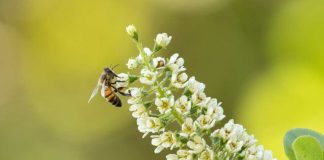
104 87 122 107
106 95 121 107
112 96 122 107
107 94 115 102
105 91 113 99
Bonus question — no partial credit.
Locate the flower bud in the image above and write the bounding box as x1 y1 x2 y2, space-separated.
126 25 138 41
154 33 172 51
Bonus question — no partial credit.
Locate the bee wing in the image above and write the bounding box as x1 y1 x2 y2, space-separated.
88 84 100 103
101 80 106 98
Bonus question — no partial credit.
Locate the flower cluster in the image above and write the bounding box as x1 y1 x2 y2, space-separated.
119 25 276 160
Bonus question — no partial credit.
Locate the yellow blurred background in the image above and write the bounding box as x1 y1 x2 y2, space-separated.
0 0 323 159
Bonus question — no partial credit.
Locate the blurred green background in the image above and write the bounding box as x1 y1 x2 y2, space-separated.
0 0 323 159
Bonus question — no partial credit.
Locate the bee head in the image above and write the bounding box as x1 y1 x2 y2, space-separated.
104 67 113 73
104 66 118 77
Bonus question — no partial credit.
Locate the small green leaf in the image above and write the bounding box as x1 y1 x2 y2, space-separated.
153 43 162 52
133 32 138 41
292 136 323 160
143 102 152 109
183 89 192 97
190 105 198 115
284 128 324 160
128 74 139 83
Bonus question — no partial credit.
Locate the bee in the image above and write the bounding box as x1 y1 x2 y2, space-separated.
88 65 130 107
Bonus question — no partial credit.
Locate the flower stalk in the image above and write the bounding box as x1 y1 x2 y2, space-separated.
119 25 276 160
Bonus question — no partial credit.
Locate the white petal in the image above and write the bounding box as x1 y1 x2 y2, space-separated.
144 47 152 56
154 146 164 153
152 138 162 146
166 154 178 160
170 53 179 64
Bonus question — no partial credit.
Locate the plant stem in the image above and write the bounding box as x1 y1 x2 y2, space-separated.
136 42 152 69
171 107 184 125
135 37 184 128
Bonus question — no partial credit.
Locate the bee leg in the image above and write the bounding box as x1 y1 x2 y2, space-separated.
110 80 126 84
113 75 120 78
118 90 131 97
111 85 131 97
118 87 131 96
115 86 131 97
111 86 118 92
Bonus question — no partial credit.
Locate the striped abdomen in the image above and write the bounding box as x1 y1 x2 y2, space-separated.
104 86 122 107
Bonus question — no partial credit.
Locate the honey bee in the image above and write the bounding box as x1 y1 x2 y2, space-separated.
88 65 130 107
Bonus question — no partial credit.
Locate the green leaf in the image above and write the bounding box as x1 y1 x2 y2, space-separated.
128 74 139 83
292 136 323 160
183 89 192 97
284 128 324 160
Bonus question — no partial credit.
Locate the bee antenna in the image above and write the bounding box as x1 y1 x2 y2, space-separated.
112 64 119 70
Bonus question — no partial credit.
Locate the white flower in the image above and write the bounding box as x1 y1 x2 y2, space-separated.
153 57 166 68
171 72 188 88
187 77 205 93
216 120 246 141
166 150 193 160
168 53 186 73
140 68 157 85
116 73 129 88
195 115 216 130
126 25 137 38
155 33 172 48
175 95 191 115
135 48 152 65
206 99 225 121
242 134 257 147
178 150 194 160
129 104 147 118
155 87 173 97
206 98 221 108
144 47 153 57
180 118 195 138
127 58 139 69
198 148 214 160
225 138 244 153
187 135 206 153
169 53 184 66
191 91 210 107
151 131 178 153
229 124 245 141
242 145 264 160
223 120 235 131
137 116 163 138
127 87 142 104
166 154 178 160
155 96 175 114
136 54 144 65
211 120 252 154
263 150 276 160
128 87 142 97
